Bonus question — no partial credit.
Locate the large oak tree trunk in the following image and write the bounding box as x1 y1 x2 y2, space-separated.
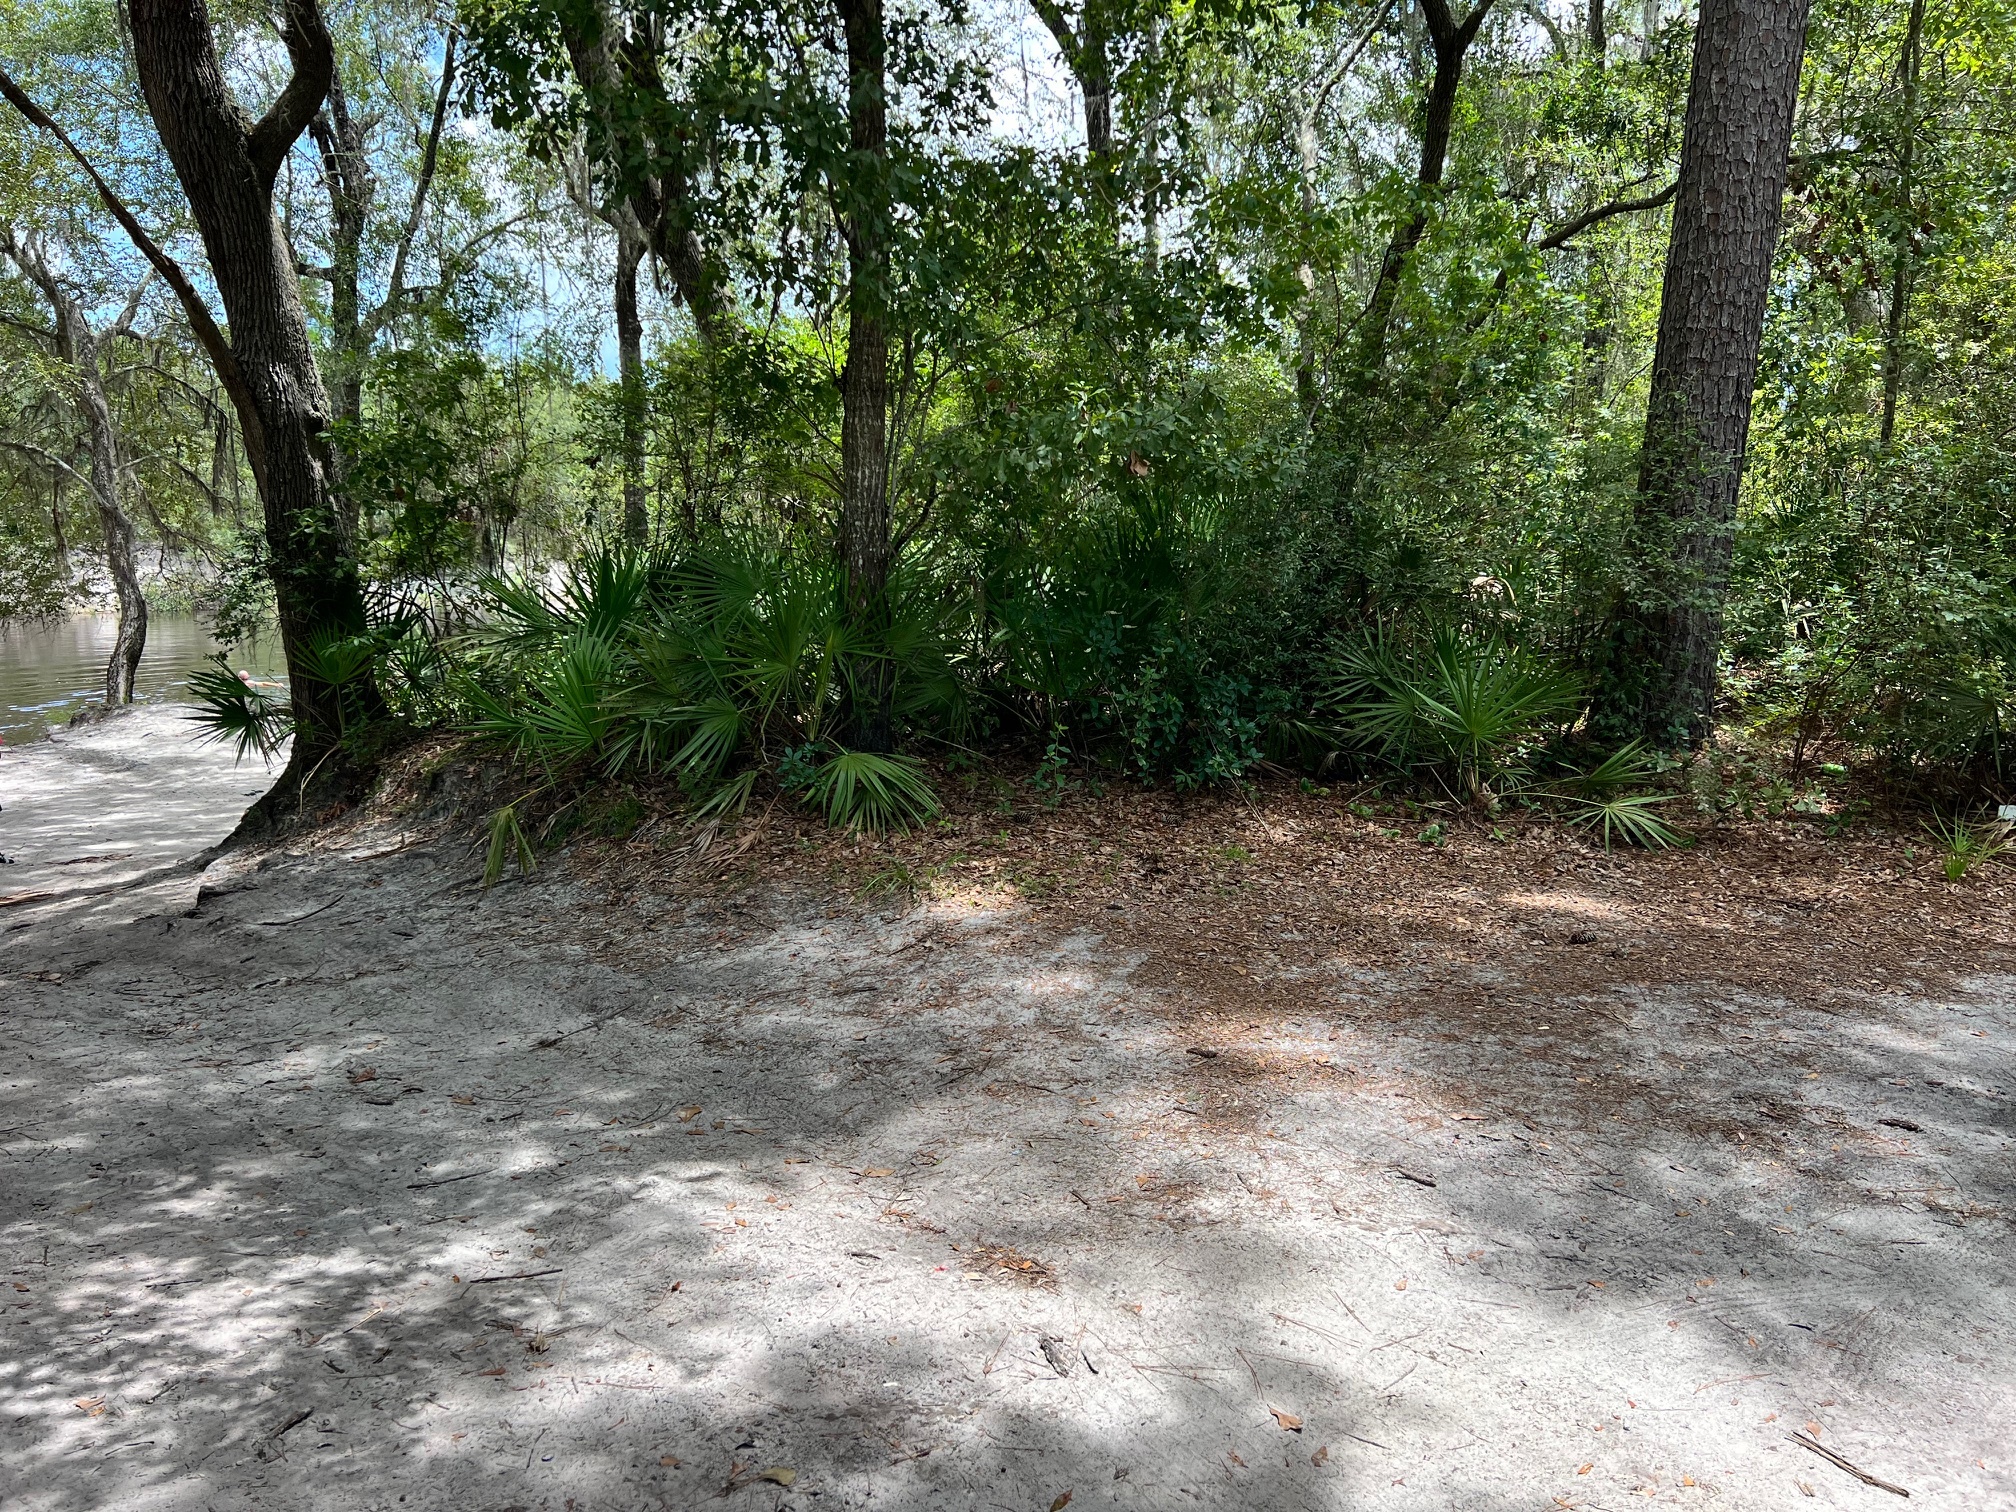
129 0 381 817
1594 0 1812 746
838 0 893 754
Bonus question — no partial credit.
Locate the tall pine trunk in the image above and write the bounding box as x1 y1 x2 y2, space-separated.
129 0 381 818
1594 0 1812 746
838 0 893 753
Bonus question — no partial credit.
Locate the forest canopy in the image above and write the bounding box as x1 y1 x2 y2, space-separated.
1 0 2011 838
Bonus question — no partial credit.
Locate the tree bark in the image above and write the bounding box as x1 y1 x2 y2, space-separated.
307 29 456 531
837 0 893 753
1295 0 1396 419
77 336 147 704
1879 0 1925 448
1352 0 1493 384
2 233 149 703
1589 0 1607 59
614 213 649 546
128 0 381 801
562 0 728 345
308 69 369 442
1594 0 1813 747
1030 0 1113 160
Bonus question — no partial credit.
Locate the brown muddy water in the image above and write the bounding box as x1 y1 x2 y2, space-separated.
0 613 284 747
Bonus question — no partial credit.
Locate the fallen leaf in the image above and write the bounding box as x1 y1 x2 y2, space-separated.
1588 1279 1606 1289
1682 1474 1697 1487
1049 1494 1072 1512
349 1067 378 1084
1394 1277 1407 1291
1577 1463 1593 1475
1227 1451 1246 1466
1804 1421 1823 1439
1135 1175 1152 1188
660 1455 681 1467
476 1367 506 1378
451 1094 475 1106
1311 1445 1330 1467
73 1397 106 1416
861 1168 895 1178
1270 1407 1303 1432
757 1467 795 1486
676 1106 702 1122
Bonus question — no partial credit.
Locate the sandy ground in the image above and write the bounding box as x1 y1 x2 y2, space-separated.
2 711 2012 1512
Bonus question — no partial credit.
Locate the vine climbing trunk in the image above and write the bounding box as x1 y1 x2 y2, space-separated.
1593 0 1813 747
837 0 893 754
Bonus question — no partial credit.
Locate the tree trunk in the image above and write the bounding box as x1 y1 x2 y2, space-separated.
563 0 728 345
76 337 147 704
1030 1 1113 160
128 0 381 812
309 70 369 441
838 0 893 754
615 214 649 547
1589 0 1606 59
1352 0 1493 384
1879 0 1925 448
1593 0 1813 747
1 234 150 703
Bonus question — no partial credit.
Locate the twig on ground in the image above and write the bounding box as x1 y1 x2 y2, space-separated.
254 896 344 926
1789 1433 1910 1497
461 1268 562 1285
405 1169 493 1190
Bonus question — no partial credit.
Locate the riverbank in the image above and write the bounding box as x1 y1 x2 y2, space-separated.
0 615 286 746
2 715 2012 1511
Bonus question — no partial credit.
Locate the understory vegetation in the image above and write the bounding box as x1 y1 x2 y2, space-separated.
1 0 2011 865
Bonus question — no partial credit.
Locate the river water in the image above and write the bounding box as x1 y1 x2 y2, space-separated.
0 614 286 748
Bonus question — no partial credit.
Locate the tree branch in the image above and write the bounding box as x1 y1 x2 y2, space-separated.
382 28 457 322
0 437 89 485
1535 179 1678 251
246 0 337 193
1308 0 1399 128
1028 0 1084 72
0 64 244 401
